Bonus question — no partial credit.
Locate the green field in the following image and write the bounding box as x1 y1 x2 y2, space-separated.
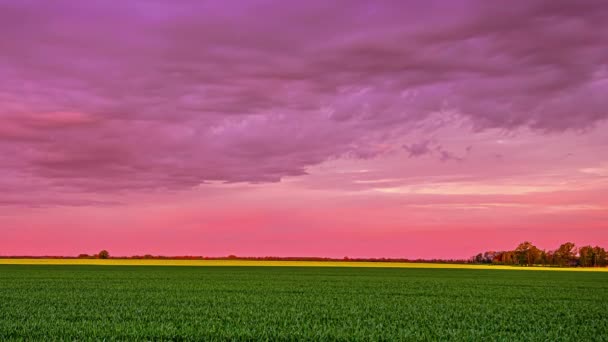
0 265 607 341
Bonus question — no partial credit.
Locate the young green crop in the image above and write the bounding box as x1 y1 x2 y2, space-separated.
0 265 607 340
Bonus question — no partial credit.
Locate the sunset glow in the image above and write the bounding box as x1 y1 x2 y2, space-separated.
1 1 607 259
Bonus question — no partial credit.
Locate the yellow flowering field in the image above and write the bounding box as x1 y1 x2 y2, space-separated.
1 258 606 271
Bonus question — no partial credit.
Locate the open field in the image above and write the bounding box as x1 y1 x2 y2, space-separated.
1 258 607 271
1 265 607 340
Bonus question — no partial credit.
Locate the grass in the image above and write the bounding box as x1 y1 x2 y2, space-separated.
1 258 607 271
0 265 607 340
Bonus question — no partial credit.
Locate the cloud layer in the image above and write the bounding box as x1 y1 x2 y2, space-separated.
1 0 607 195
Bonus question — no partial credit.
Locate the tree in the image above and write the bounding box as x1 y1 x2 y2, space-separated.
502 251 515 265
539 250 547 266
555 242 576 267
98 250 110 259
483 251 497 264
474 253 484 263
515 241 541 266
544 250 555 266
592 246 607 267
477 242 606 268
579 246 594 267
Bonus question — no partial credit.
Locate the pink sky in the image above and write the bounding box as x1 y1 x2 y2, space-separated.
1 1 607 259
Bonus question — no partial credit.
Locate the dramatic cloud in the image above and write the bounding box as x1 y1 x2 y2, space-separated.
0 0 607 200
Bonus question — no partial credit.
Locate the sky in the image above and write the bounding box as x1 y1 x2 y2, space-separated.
1 0 607 259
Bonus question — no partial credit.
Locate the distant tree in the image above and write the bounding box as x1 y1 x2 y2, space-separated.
474 253 483 263
515 241 541 266
98 250 110 259
476 242 606 268
490 251 505 264
539 250 547 266
555 242 576 267
78 254 90 259
592 246 607 267
227 255 237 259
502 251 515 265
483 251 499 264
546 250 556 266
579 246 594 267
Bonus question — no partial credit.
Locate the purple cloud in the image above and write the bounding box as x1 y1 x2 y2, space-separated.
0 0 607 195
403 140 465 162
403 140 434 158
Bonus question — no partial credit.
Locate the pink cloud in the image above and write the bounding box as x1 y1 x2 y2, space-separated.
1 0 607 195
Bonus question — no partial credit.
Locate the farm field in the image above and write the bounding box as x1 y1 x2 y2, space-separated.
2 258 608 271
0 265 607 340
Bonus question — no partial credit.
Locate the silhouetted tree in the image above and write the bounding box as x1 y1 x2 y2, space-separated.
483 251 497 264
98 250 110 259
474 253 484 263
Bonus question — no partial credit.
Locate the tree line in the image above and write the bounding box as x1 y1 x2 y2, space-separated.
473 241 607 267
8 244 606 267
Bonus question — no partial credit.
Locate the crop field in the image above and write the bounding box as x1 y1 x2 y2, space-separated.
2 258 608 271
1 265 607 341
